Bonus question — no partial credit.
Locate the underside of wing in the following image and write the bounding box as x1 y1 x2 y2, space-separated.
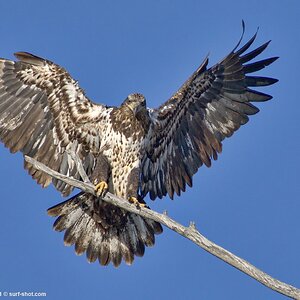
141 28 278 200
0 52 112 196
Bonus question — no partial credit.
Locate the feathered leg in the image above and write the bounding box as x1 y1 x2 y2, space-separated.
92 155 110 197
127 167 147 207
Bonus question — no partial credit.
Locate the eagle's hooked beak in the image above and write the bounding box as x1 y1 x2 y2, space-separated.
125 100 144 115
133 103 144 115
125 101 137 115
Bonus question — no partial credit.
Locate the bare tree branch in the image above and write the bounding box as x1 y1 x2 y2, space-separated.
24 155 300 299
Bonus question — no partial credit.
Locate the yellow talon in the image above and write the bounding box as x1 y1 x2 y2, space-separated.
128 196 146 208
95 181 108 197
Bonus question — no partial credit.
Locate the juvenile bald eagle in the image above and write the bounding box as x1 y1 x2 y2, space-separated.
0 27 278 267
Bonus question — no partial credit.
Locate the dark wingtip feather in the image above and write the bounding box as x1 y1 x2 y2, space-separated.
245 76 279 87
234 23 260 56
14 52 45 66
245 88 273 102
244 57 279 74
242 19 245 30
240 40 271 64
232 20 246 52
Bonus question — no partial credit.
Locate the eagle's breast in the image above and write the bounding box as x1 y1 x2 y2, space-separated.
101 106 150 198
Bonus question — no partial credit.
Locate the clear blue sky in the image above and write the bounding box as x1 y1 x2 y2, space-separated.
0 1 299 299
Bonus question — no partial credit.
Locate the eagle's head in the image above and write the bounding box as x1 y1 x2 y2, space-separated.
123 93 147 115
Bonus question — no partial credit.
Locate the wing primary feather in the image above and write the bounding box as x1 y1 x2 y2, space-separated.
239 41 271 64
234 30 257 55
245 76 278 87
14 52 45 66
232 20 246 52
243 57 279 74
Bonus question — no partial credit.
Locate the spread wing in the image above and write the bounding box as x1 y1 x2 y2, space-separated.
141 30 278 200
0 52 112 196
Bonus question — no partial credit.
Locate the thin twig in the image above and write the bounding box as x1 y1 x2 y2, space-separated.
24 155 300 300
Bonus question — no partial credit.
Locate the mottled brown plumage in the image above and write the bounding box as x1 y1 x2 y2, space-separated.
0 25 278 266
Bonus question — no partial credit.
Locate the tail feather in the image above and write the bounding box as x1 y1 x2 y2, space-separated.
47 192 163 267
